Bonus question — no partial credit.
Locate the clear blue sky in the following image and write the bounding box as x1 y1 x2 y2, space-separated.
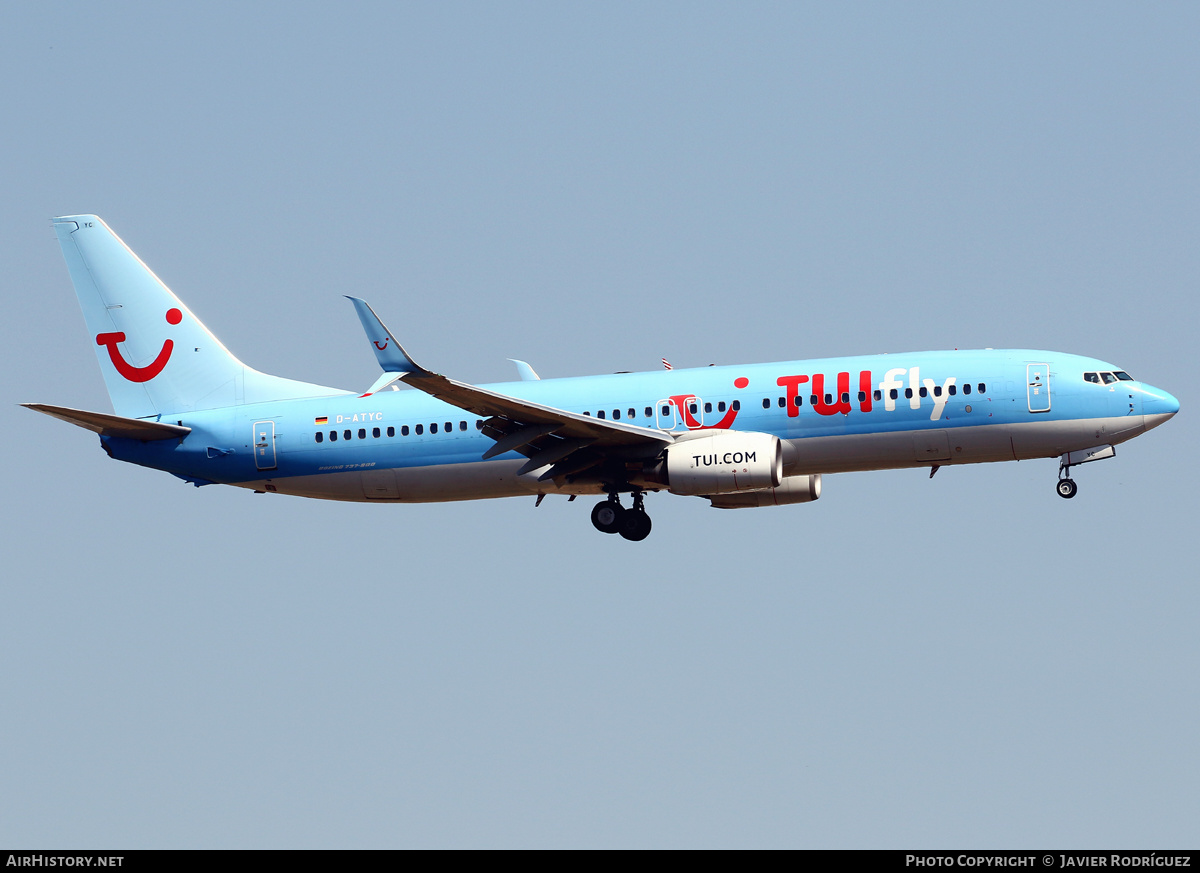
2 1 1196 848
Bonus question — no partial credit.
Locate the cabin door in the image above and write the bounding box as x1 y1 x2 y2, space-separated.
253 420 277 470
1027 364 1051 413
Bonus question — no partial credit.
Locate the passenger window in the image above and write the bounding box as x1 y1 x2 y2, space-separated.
415 424 423 435
1101 372 1117 384
329 431 337 441
344 430 352 441
628 408 636 419
718 401 726 412
689 403 697 414
963 383 972 395
858 391 866 402
358 428 366 439
1084 372 1100 384
731 400 740 411
762 398 770 409
476 420 483 429
810 394 818 405
597 410 605 419
644 407 653 417
704 402 712 414
873 390 882 401
401 425 409 436
948 385 956 396
824 394 832 405
978 383 986 393
445 422 452 432
840 393 850 404
904 388 913 399
661 405 670 416
777 397 785 408
459 421 467 431
315 432 323 443
583 411 590 417
387 426 396 437
918 387 928 398
890 389 898 400
372 427 380 438
793 396 803 407
430 423 438 434
612 409 621 420
933 386 942 397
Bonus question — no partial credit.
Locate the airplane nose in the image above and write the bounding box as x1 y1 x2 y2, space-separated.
1141 385 1179 431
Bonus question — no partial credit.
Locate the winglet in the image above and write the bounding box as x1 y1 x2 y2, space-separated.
345 297 428 375
508 359 541 381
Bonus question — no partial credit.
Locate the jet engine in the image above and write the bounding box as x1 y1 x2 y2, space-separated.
707 473 822 508
664 431 782 496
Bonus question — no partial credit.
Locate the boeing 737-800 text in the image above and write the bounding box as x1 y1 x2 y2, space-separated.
25 216 1179 541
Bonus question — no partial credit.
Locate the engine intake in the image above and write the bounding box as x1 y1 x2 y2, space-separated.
665 431 782 496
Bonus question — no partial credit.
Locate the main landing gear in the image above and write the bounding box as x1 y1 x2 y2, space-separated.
590 492 653 541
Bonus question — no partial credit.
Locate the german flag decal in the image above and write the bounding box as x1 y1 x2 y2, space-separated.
314 416 328 425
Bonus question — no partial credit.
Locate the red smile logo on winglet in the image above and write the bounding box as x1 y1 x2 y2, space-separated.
95 308 181 382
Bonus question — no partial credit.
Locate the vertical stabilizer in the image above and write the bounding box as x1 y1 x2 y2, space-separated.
52 215 344 417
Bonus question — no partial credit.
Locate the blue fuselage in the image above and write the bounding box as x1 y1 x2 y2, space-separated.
101 348 1178 503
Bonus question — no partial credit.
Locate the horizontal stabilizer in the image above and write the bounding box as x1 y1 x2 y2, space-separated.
22 403 191 441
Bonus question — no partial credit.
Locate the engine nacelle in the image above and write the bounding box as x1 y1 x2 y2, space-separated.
665 431 782 496
708 474 822 509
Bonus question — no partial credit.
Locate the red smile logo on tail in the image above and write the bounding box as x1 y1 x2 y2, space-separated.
95 308 181 382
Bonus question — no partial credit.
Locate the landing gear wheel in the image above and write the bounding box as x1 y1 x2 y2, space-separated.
618 509 652 542
591 500 625 533
1056 478 1078 499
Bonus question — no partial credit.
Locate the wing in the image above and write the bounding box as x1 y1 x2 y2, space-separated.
405 369 673 478
346 298 674 482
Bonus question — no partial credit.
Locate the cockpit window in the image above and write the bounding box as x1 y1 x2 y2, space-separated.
1084 372 1100 383
1114 371 1134 381
1101 372 1117 384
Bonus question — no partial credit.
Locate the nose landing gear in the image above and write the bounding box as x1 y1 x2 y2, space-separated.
1056 445 1117 499
590 491 653 540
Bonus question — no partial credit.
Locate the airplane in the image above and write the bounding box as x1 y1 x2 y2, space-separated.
25 215 1179 542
